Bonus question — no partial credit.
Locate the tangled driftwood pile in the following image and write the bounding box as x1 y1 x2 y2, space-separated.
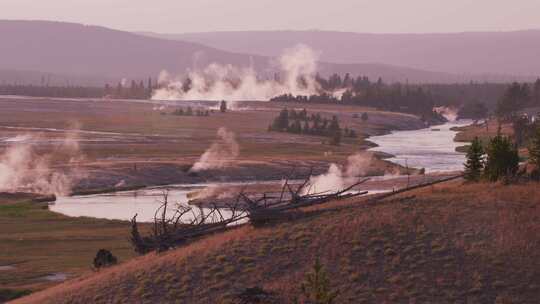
130 174 368 254
130 173 463 254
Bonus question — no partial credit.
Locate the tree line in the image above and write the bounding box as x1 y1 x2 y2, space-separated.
465 124 540 182
0 83 104 98
0 78 157 99
271 75 448 124
495 80 540 121
170 107 211 117
268 108 358 145
272 76 540 124
463 80 540 182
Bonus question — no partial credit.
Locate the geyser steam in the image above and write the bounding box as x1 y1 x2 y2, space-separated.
152 44 322 101
434 106 458 122
303 152 374 195
191 127 240 172
0 132 85 196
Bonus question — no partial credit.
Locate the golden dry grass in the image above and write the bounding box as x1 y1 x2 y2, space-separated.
15 180 540 304
0 195 137 292
454 120 514 144
0 98 421 166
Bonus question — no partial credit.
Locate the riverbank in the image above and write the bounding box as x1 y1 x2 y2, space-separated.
452 119 519 153
0 193 138 295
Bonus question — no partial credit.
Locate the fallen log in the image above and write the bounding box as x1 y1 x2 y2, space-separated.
129 174 374 253
365 174 464 204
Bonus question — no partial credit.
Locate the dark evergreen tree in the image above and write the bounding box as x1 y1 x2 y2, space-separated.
220 100 227 113
512 116 531 147
496 82 530 121
302 120 310 134
533 78 540 106
289 120 302 133
329 116 341 145
272 108 290 131
529 125 540 177
464 137 485 182
361 112 369 122
147 77 153 98
484 134 519 181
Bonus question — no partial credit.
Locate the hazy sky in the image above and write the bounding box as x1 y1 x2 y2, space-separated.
2 0 540 33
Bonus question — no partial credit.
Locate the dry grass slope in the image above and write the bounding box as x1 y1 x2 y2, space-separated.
15 180 540 304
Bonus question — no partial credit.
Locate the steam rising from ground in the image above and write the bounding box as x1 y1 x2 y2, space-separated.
191 127 239 172
152 44 322 101
303 152 374 195
434 106 458 122
0 132 85 196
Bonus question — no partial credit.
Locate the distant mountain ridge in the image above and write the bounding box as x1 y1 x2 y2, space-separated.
141 30 540 78
0 20 262 82
0 20 533 85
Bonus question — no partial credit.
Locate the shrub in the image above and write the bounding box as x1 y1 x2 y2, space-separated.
0 289 32 302
361 112 369 122
93 249 118 270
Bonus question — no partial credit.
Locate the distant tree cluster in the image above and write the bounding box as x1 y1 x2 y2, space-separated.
464 135 520 182
271 75 446 124
0 83 104 98
489 81 540 148
104 78 155 99
268 108 357 145
171 107 211 117
271 93 339 104
457 102 489 122
496 80 540 121
0 77 157 100
464 81 540 181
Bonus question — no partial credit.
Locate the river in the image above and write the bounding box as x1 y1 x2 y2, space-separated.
50 120 470 221
368 120 470 173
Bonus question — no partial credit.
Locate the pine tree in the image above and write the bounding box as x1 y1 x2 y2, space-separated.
302 121 310 134
300 257 339 304
464 137 484 182
272 108 290 131
147 77 153 98
484 134 519 181
529 125 540 175
329 116 341 145
220 100 227 113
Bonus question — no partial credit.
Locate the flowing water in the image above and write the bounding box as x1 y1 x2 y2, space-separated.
368 120 471 173
50 184 238 222
50 121 470 221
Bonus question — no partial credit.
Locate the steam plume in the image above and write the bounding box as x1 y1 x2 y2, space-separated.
191 127 239 172
434 106 458 122
303 152 374 195
0 131 85 196
152 44 322 101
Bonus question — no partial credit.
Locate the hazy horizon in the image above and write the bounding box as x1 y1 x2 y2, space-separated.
2 0 540 34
